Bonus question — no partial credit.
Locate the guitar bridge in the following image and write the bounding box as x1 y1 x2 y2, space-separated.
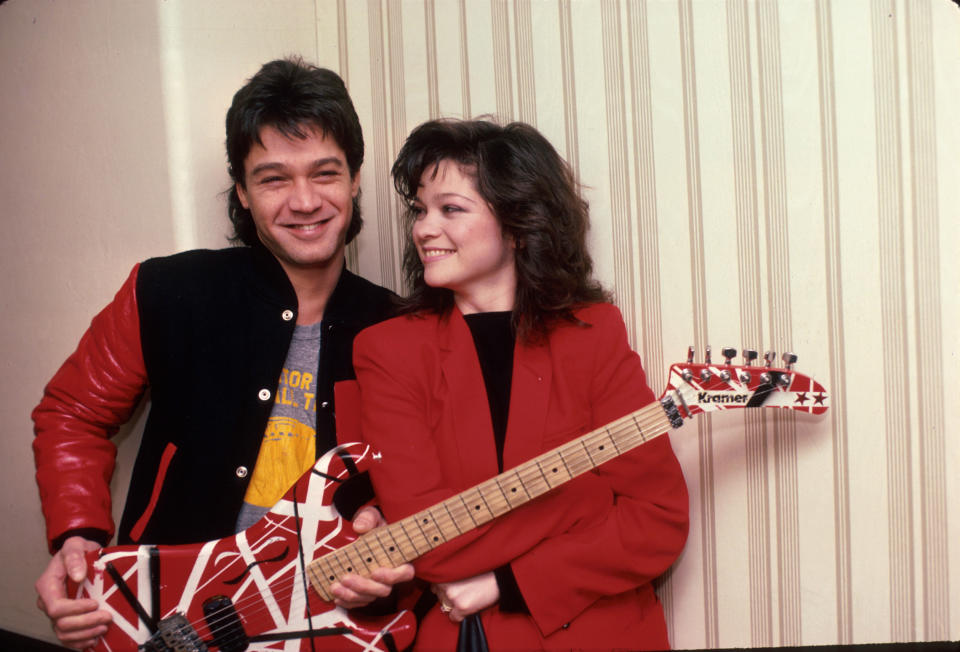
139 613 207 652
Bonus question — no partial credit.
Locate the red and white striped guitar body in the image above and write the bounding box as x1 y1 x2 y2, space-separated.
74 444 415 652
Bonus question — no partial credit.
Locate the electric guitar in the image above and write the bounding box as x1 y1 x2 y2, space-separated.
73 348 828 651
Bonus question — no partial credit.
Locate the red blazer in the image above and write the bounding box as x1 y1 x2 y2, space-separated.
353 303 688 650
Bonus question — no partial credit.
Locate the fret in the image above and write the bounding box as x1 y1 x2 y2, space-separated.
457 493 482 527
499 472 527 507
368 530 400 566
312 556 339 587
396 520 423 557
358 537 380 568
477 479 512 517
579 438 598 468
514 469 532 499
441 502 464 536
607 427 622 454
464 486 495 524
339 544 365 575
380 524 405 562
412 513 443 548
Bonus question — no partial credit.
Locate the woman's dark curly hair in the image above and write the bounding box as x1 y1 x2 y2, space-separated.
391 118 609 343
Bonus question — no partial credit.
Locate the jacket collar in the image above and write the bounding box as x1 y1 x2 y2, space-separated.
246 242 370 326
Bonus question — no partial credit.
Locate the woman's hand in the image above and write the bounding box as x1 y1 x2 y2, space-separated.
432 572 500 623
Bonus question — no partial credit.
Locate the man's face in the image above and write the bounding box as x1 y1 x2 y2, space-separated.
236 125 360 276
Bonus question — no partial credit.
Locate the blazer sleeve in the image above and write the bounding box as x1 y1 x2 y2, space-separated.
507 305 690 635
354 319 617 581
32 265 148 552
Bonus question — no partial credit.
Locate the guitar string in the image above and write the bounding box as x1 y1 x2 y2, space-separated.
165 406 675 642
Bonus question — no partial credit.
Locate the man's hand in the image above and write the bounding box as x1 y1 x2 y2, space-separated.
432 572 500 623
35 536 111 650
329 506 415 609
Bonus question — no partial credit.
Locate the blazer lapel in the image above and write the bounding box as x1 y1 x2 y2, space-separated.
438 309 500 485
502 338 552 470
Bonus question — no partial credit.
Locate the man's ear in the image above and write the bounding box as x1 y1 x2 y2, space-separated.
236 182 250 209
350 170 361 198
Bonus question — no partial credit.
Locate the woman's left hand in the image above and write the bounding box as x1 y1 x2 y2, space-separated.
432 572 500 623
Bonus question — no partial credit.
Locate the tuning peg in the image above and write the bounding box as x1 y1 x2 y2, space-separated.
687 346 695 364
704 345 712 365
722 347 737 365
782 352 798 370
738 349 757 383
764 351 776 367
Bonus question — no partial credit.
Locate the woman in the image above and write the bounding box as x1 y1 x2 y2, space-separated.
353 119 688 650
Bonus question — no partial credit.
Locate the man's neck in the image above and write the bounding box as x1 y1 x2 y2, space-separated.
281 258 344 326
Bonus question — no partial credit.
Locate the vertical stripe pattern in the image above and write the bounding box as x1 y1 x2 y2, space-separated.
904 0 949 640
813 0 853 643
871 0 916 642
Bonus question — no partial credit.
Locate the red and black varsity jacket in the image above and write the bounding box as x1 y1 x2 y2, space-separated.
33 245 395 552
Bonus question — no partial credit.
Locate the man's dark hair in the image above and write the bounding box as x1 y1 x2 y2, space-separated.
225 57 364 246
391 118 609 343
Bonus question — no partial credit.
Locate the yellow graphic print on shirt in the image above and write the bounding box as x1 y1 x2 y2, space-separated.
243 367 318 508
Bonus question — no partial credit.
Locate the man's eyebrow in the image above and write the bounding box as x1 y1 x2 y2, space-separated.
249 157 346 177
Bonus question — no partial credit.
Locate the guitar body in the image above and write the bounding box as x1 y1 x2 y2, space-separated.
73 442 415 652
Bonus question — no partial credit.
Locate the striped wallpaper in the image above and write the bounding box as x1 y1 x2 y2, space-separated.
322 0 957 647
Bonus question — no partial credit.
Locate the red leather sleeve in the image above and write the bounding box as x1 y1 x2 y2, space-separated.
32 265 148 553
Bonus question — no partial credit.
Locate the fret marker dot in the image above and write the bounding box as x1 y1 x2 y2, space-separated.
552 467 558 473
366 557 372 562
475 505 481 510
347 567 353 572
329 575 335 581
599 445 605 450
433 536 439 542
389 546 395 552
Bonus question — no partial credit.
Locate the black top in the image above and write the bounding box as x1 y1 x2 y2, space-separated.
463 311 528 613
463 311 514 471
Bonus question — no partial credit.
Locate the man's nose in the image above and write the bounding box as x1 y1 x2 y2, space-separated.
288 179 321 213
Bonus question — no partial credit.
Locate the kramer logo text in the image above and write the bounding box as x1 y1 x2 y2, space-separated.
698 392 750 404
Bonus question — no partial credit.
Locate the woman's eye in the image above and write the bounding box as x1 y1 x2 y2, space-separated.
442 204 462 214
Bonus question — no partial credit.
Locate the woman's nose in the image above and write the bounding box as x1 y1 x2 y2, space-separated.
412 209 441 239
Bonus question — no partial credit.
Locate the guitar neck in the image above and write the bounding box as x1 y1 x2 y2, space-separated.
307 398 674 600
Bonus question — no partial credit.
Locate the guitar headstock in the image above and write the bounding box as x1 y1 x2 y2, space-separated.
660 346 829 420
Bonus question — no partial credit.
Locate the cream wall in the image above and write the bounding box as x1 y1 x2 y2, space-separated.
1 0 957 648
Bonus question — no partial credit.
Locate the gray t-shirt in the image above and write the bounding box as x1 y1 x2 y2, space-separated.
235 322 323 532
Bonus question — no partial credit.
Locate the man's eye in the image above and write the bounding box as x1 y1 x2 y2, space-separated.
259 176 284 185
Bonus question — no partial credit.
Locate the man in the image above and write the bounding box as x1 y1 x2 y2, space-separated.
32 58 413 650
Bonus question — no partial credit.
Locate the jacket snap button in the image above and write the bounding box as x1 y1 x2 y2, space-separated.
281 309 294 321
235 466 248 478
320 401 330 409
258 388 271 401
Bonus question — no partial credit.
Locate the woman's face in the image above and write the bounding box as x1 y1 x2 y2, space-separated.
411 160 517 314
